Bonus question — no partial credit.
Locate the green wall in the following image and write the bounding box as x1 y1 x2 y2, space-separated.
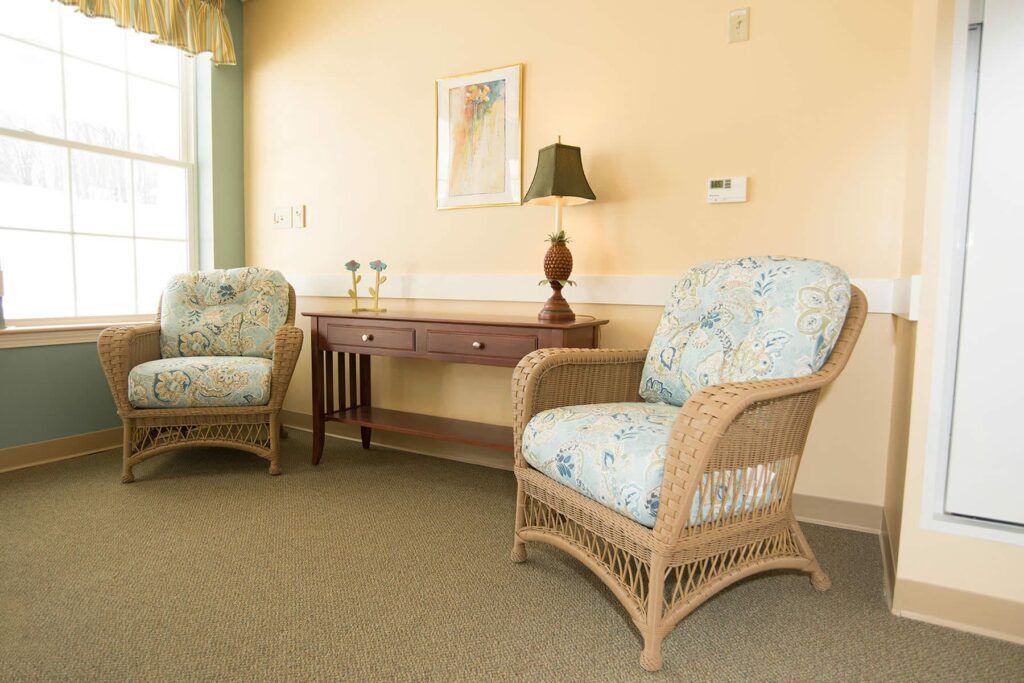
0 0 244 451
0 344 120 448
198 0 245 269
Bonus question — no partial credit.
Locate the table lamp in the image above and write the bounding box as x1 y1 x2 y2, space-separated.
524 138 596 322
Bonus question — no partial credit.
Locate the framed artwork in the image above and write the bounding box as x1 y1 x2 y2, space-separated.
436 63 522 209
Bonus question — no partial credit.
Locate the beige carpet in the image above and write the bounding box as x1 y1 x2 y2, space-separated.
2 432 1022 681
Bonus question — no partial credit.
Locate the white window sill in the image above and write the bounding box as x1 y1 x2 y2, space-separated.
0 316 155 349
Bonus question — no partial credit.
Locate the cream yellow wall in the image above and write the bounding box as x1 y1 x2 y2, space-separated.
243 0 914 509
889 0 1024 639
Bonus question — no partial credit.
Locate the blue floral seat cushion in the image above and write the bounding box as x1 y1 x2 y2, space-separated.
160 267 290 360
128 357 273 409
640 256 850 407
521 402 777 528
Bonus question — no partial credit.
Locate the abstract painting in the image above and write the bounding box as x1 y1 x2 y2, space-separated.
436 64 522 209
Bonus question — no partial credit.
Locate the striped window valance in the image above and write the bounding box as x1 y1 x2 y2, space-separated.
53 0 236 65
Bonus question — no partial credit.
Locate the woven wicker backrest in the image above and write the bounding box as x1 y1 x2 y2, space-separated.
639 256 851 407
156 267 293 359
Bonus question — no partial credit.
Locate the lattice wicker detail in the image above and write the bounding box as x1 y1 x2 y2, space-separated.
522 493 651 613
130 422 271 456
663 527 800 614
510 287 868 672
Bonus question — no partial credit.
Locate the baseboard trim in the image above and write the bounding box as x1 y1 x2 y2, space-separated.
879 510 897 609
791 493 883 534
280 409 883 533
279 409 513 471
0 427 122 473
894 579 1024 645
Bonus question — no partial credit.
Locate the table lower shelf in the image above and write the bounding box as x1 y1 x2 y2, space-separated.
324 406 513 451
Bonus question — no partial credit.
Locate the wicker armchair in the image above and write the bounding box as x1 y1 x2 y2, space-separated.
510 258 866 671
98 268 303 482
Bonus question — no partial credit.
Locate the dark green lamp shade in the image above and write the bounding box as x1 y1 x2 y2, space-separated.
524 142 596 206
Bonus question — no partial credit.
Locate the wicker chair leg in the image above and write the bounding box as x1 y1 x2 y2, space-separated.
790 516 831 591
511 485 528 563
268 415 282 476
120 421 135 484
641 555 667 672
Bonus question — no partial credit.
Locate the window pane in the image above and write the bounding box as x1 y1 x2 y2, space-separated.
129 77 180 159
0 38 64 137
60 9 125 70
127 31 179 86
65 58 127 149
73 235 135 316
0 137 69 232
134 162 187 239
71 150 131 236
135 239 187 312
0 228 75 318
0 0 60 49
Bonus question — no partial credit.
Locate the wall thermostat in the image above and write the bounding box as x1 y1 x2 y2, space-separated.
707 176 748 203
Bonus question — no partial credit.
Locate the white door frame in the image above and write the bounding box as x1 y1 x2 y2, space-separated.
920 0 1024 544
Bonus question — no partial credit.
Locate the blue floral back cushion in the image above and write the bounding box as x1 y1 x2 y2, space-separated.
640 256 850 407
160 267 290 359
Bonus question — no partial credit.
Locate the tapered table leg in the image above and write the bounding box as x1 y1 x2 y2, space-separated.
311 318 325 465
359 354 371 449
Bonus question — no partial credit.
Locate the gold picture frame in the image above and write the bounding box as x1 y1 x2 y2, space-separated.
435 63 523 210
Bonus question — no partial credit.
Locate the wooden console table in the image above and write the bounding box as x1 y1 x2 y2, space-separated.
302 310 609 465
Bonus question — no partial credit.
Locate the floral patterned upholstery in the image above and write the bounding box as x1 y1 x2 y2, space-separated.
128 356 272 409
639 256 850 406
160 267 290 360
522 402 777 528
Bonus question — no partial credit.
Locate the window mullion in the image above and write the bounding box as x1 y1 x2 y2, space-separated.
56 13 79 318
125 36 140 313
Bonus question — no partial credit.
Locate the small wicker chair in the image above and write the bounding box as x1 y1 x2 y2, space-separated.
510 257 866 671
98 268 303 482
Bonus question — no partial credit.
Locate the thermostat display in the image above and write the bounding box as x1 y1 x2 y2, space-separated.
707 176 747 203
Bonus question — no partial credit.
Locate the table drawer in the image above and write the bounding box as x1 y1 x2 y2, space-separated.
325 323 416 351
426 329 538 361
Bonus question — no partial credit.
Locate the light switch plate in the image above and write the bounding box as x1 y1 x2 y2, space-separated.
292 204 306 228
729 7 750 43
707 176 748 203
273 206 292 229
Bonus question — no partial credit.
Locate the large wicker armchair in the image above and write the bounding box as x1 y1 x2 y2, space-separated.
98 267 303 482
510 256 866 671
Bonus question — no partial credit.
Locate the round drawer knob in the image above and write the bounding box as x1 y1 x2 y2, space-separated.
472 341 484 349
361 334 373 342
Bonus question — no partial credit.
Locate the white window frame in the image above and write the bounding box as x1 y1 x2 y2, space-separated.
0 15 197 344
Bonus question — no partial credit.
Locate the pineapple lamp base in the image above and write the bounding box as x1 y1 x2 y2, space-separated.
538 280 576 322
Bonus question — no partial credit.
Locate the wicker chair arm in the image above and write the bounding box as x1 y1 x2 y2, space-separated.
97 323 162 415
268 325 304 409
652 373 832 545
512 347 648 467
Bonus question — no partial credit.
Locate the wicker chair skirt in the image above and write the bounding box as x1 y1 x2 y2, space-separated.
125 411 277 461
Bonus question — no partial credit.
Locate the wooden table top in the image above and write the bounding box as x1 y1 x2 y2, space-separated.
301 309 609 330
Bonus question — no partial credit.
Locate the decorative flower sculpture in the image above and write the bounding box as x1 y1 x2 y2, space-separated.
368 259 388 312
346 260 363 311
